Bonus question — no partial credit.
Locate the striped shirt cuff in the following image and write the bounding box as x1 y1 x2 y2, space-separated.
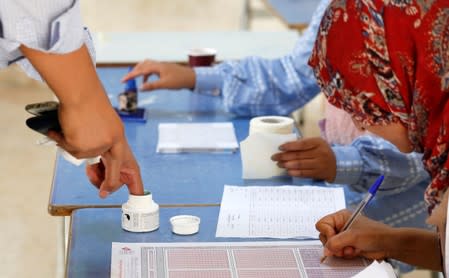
193 67 223 96
333 145 363 186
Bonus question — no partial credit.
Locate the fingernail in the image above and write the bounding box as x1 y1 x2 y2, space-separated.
278 146 284 151
99 190 110 199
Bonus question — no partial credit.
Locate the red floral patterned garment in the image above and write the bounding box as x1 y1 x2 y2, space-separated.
309 0 449 212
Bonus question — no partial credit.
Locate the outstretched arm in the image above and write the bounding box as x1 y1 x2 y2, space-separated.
0 0 144 197
122 0 331 117
21 44 144 198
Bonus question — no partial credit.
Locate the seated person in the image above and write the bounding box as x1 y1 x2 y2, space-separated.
309 0 448 272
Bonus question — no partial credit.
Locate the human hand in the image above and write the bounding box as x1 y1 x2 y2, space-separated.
48 98 144 198
20 44 144 198
85 141 144 198
271 137 337 182
121 60 196 91
316 209 394 260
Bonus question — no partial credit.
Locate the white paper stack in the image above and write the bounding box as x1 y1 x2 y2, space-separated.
156 122 239 153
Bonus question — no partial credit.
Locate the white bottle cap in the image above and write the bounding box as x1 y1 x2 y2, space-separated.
170 215 200 235
127 191 154 207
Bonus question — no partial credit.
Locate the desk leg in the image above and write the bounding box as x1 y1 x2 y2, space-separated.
56 216 67 278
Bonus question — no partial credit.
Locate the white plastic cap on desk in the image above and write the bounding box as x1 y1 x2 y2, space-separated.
170 215 200 235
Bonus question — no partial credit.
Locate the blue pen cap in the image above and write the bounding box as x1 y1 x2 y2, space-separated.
125 66 137 92
368 175 384 195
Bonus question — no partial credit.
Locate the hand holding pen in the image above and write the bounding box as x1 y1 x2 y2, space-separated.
319 175 384 263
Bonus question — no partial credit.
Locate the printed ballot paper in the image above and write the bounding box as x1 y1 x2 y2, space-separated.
156 122 239 153
111 241 372 278
216 185 346 239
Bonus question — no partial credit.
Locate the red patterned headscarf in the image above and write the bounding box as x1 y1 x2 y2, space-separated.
309 0 449 212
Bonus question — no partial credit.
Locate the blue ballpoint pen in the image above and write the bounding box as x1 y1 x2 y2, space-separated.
320 175 385 263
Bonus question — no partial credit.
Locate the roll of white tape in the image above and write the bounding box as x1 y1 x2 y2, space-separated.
249 116 294 135
241 116 297 179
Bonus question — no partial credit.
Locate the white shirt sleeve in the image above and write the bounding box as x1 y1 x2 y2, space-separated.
0 0 95 80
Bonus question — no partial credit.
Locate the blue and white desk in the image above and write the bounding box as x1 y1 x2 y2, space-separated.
48 67 292 216
66 207 315 277
261 0 321 30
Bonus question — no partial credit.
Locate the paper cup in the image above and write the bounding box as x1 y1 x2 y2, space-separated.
188 48 216 67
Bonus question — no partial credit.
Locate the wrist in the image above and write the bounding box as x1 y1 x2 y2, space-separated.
385 228 440 266
58 82 108 107
382 227 404 259
183 66 196 89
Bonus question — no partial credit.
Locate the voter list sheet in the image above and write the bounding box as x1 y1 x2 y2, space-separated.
216 185 346 239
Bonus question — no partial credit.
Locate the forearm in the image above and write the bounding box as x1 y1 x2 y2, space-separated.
386 228 441 271
20 44 108 106
20 43 127 157
194 56 320 116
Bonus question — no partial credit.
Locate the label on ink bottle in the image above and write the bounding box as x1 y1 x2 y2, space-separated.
121 191 159 233
121 210 159 232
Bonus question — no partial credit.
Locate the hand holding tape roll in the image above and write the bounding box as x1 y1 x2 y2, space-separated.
240 116 298 179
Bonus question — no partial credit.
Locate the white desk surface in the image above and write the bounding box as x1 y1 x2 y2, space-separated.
93 31 299 66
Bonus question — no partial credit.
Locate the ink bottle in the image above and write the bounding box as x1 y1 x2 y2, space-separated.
121 191 159 232
118 78 138 113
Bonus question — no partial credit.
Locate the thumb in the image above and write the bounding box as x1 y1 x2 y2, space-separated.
280 137 323 151
46 130 65 145
47 130 77 155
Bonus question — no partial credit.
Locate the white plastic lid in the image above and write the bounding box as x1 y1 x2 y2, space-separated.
188 48 217 56
170 215 200 235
